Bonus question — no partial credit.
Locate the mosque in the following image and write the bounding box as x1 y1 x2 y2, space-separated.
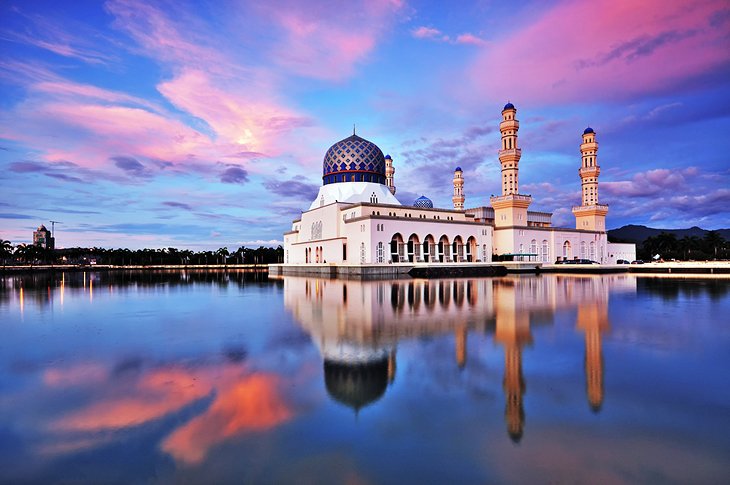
281 103 635 269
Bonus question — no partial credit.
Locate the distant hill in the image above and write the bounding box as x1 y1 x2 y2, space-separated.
608 224 730 245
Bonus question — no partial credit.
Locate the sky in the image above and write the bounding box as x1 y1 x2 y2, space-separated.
1 0 729 250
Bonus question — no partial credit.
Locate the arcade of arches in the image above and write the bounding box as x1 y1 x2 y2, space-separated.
389 233 484 263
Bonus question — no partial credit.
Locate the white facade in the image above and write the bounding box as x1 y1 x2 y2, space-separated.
283 105 635 267
285 196 493 265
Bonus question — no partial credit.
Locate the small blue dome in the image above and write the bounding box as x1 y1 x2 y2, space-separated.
454 166 462 172
384 154 392 160
413 195 433 209
503 102 515 110
583 127 595 134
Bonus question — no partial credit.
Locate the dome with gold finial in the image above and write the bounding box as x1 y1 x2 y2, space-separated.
322 133 387 186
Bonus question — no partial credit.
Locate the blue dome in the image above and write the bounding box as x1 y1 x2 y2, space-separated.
583 127 595 134
384 154 392 160
322 134 387 186
413 195 433 209
503 102 515 110
454 166 462 172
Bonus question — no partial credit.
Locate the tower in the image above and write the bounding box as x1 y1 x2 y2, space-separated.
385 154 396 195
491 103 531 227
452 167 465 210
572 127 608 231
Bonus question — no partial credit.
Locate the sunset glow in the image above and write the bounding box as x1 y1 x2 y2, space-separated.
1 0 728 249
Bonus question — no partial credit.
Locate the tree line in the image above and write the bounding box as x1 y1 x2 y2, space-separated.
636 231 727 261
0 240 283 266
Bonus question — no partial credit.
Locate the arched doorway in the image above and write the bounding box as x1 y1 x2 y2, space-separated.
438 235 450 262
424 234 436 263
453 236 464 262
407 233 420 263
466 236 478 262
390 233 404 263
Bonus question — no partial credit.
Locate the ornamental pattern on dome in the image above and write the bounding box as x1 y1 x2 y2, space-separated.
413 195 433 209
322 134 387 186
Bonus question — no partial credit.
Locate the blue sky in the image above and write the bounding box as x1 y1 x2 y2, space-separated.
1 0 729 249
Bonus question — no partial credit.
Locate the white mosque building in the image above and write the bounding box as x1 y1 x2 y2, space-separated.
281 103 635 270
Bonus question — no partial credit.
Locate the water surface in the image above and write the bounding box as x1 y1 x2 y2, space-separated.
1 271 729 484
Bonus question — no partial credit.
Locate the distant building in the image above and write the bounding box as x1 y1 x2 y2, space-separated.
33 224 54 250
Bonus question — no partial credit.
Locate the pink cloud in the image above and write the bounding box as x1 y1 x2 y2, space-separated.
412 26 444 39
469 0 730 103
455 33 486 46
603 168 692 198
105 0 229 71
257 0 404 80
1 101 211 167
157 69 314 163
31 80 161 112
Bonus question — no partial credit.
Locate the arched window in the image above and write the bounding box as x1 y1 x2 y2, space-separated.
377 242 385 263
530 239 537 256
563 241 571 258
589 241 596 261
542 240 549 262
580 241 587 259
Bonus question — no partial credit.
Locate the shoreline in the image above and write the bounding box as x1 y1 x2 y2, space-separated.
2 261 729 277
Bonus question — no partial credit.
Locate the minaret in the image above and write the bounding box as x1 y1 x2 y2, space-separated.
572 127 608 231
385 154 396 195
499 103 520 196
452 167 465 210
491 103 531 228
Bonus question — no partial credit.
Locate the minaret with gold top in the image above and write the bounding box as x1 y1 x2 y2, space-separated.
572 127 608 231
491 103 531 227
452 167 465 210
385 154 396 195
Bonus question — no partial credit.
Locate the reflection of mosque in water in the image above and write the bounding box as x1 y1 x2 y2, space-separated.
280 274 635 440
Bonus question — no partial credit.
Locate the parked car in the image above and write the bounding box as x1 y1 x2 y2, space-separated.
616 259 630 264
631 260 644 264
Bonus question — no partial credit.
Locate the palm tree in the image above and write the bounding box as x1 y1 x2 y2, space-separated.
0 239 12 265
703 231 725 259
678 236 701 260
216 247 230 266
14 243 41 265
653 232 677 259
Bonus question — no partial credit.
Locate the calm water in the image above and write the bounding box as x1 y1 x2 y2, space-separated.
1 271 729 484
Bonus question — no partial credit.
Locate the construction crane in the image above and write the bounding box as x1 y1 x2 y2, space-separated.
49 220 62 249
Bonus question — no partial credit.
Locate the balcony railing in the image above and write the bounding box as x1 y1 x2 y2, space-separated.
498 148 522 158
579 166 600 175
490 194 532 203
571 204 608 212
